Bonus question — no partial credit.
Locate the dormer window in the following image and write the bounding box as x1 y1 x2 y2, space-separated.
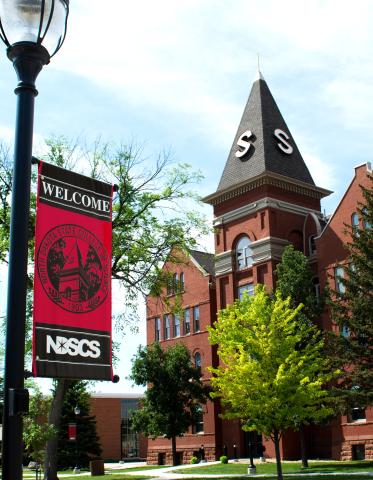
236 236 253 270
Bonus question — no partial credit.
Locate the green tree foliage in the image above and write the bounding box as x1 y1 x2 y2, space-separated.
56 381 101 469
208 286 337 480
23 385 56 468
130 342 209 466
328 176 373 408
275 244 322 322
275 244 323 467
0 137 209 479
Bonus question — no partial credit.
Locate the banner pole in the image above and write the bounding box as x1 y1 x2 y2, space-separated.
2 44 49 480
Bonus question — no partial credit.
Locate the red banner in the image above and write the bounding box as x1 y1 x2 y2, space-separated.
32 161 113 380
68 423 77 441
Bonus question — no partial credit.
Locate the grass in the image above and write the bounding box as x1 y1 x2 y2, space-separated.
173 460 373 475
48 476 153 480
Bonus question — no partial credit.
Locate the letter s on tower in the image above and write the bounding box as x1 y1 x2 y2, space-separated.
274 128 293 155
235 130 253 159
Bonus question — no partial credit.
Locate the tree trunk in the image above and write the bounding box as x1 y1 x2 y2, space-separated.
299 424 308 468
44 379 71 480
171 436 177 466
273 430 283 480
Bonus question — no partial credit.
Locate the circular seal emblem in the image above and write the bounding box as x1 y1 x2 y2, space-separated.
37 224 110 313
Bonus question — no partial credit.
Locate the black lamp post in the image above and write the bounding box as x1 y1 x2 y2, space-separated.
0 2 69 480
73 405 81 474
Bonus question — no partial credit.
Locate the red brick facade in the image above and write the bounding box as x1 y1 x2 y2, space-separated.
144 73 373 464
89 394 148 462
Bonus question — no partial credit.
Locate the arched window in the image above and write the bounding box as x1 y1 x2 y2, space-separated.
362 208 371 230
351 212 359 229
236 236 253 270
309 235 317 256
194 352 201 372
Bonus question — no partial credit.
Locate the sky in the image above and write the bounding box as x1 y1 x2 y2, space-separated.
1 0 373 394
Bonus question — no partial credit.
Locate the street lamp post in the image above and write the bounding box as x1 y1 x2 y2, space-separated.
74 405 81 474
0 2 69 479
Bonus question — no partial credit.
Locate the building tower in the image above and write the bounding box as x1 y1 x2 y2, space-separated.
202 71 332 458
203 70 331 311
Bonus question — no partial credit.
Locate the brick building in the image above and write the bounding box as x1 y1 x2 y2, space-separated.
145 71 373 463
90 393 148 462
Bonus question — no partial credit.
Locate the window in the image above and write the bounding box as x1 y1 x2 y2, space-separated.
164 314 170 340
351 212 359 229
155 317 161 341
352 444 365 460
173 314 181 337
335 266 345 294
313 277 321 302
173 273 179 294
192 405 204 434
309 235 317 255
184 308 190 335
179 272 185 292
340 325 350 337
166 276 173 296
121 399 140 459
236 236 253 270
348 407 366 423
362 208 371 229
193 306 200 332
238 283 254 300
194 352 201 373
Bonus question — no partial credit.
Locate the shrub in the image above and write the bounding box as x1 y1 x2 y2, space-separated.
190 456 199 464
220 455 228 464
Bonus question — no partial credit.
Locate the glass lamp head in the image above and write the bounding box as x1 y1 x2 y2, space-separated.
0 0 69 57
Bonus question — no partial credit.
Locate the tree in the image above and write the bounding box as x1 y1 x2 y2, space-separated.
55 381 101 470
275 244 323 322
208 286 336 480
328 176 373 409
23 385 56 476
130 342 209 466
274 245 323 467
0 137 209 479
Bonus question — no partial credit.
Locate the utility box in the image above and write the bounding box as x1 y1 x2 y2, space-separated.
90 459 104 476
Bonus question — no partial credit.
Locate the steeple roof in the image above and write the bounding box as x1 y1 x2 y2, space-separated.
62 241 84 272
217 73 315 192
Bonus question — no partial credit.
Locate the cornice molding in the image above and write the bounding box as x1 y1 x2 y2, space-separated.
203 172 332 206
213 196 324 227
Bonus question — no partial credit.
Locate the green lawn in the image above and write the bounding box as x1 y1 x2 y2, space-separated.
173 460 373 475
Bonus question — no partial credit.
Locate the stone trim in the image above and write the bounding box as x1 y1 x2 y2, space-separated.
214 250 233 275
213 196 323 228
251 237 289 263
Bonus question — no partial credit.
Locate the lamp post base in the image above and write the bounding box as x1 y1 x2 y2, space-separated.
248 465 257 475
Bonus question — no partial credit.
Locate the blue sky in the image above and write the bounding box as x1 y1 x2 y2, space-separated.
1 0 373 393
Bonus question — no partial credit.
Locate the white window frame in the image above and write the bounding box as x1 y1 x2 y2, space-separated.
236 236 253 270
238 283 254 300
173 314 181 337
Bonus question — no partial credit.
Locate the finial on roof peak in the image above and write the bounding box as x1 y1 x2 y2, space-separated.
254 53 265 81
255 70 265 81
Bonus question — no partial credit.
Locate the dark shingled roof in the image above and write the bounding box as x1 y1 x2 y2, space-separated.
217 73 315 192
189 250 215 275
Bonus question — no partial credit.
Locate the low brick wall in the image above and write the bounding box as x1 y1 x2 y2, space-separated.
147 446 216 465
